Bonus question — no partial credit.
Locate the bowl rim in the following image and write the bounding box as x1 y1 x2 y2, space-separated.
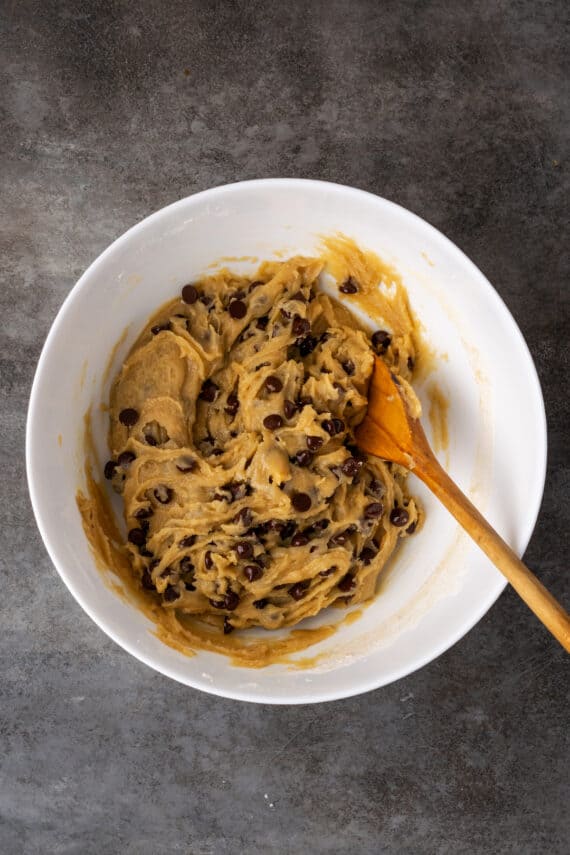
26 178 547 703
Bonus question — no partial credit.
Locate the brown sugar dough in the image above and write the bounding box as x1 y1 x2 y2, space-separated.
106 254 421 633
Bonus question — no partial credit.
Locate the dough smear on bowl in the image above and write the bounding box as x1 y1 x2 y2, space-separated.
101 240 422 641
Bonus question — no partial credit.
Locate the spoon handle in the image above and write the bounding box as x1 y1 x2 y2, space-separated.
416 453 570 652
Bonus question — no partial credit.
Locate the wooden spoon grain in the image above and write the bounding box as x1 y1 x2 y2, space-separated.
355 356 570 652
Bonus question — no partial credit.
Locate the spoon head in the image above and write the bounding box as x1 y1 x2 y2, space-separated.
355 356 424 468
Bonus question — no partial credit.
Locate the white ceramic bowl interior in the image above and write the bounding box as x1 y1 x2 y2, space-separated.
26 179 546 703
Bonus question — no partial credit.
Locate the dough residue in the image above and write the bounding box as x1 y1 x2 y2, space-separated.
427 382 449 454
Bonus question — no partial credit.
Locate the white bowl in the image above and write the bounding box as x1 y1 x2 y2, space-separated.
26 179 546 704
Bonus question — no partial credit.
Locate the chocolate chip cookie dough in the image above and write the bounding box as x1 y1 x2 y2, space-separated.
99 241 422 641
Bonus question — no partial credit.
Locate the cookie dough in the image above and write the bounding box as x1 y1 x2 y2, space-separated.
103 248 421 636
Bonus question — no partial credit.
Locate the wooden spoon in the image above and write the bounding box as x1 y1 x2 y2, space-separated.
355 356 570 652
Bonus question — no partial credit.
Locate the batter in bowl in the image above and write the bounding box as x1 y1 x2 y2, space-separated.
103 242 422 637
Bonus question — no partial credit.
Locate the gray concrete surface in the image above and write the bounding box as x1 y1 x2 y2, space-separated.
1 1 569 853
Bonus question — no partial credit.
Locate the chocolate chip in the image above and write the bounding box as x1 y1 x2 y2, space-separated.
371 330 392 354
200 294 213 307
235 507 253 527
179 556 194 575
298 335 317 357
407 356 415 371
406 520 417 535
204 551 214 570
253 598 268 609
328 530 351 546
235 541 253 559
263 414 283 430
341 458 360 478
291 492 311 512
291 290 307 302
314 519 330 530
252 523 268 540
322 418 345 436
249 280 263 291
297 396 313 408
118 450 136 468
368 478 384 496
280 521 297 540
284 399 297 419
359 547 377 565
319 566 337 577
364 502 383 519
142 420 170 447
185 580 196 591
104 460 117 479
265 375 283 393
292 315 310 337
342 360 355 376
224 481 246 502
289 580 310 600
162 585 180 603
390 507 410 527
151 323 171 335
224 591 240 610
176 456 196 473
139 519 150 534
134 506 153 519
295 450 313 467
209 598 225 609
127 528 146 546
229 299 247 319
181 283 198 304
338 573 356 592
339 277 358 294
223 617 234 634
199 380 219 402
179 534 196 548
256 315 269 330
144 433 158 446
141 568 154 590
119 408 139 427
280 308 292 320
291 532 309 547
154 485 173 504
244 564 263 582
224 393 240 416
304 437 323 456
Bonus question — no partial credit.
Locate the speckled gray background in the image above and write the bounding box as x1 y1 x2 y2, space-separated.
1 1 569 853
